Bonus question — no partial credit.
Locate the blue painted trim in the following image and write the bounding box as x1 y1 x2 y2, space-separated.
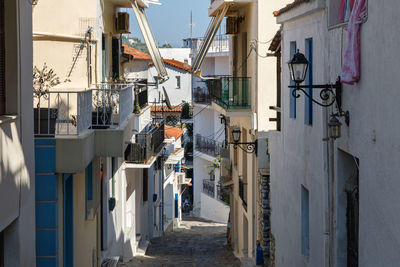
289 41 297 119
86 161 93 219
305 38 313 125
63 174 74 267
174 193 178 218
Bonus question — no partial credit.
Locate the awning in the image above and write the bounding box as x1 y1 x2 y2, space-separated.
190 5 229 77
131 0 168 83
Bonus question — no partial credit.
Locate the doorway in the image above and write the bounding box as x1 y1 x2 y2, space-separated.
63 174 74 267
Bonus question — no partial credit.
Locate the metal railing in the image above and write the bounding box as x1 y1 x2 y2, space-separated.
124 120 165 164
135 85 148 109
34 83 137 136
203 179 215 198
206 76 251 110
191 35 229 55
92 84 133 128
34 90 92 136
195 134 223 157
193 87 211 104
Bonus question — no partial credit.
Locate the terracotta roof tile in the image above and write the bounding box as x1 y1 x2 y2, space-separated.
273 0 310 17
151 105 183 113
149 59 190 72
164 125 184 139
122 44 151 60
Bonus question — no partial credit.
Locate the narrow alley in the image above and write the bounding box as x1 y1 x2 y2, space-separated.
118 216 241 267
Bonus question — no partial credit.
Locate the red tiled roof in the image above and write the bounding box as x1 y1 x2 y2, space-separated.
122 44 151 60
273 0 310 17
164 125 184 140
149 59 190 72
151 105 183 113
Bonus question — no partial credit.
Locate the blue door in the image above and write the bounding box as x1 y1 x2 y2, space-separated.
63 174 74 267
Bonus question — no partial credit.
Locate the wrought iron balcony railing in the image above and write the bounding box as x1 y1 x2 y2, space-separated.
92 84 133 129
195 134 223 157
193 87 211 104
135 84 148 109
203 179 215 198
124 120 165 164
206 76 251 110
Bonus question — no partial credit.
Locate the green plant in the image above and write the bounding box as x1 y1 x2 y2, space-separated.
133 103 142 114
206 155 221 175
33 63 62 107
181 103 191 119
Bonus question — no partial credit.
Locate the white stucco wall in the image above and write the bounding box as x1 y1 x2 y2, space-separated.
200 193 230 224
159 48 191 65
148 65 191 106
0 0 35 266
271 8 328 267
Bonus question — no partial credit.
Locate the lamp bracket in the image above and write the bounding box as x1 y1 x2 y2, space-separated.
230 140 258 155
288 77 342 109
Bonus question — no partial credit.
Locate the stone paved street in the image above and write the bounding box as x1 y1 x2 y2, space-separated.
118 216 241 267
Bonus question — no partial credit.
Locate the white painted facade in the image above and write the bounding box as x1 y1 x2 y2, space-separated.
159 48 191 65
148 64 192 106
192 33 230 224
0 0 35 266
271 0 400 266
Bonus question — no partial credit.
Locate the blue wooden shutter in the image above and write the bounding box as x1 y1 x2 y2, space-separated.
305 39 313 125
35 139 58 267
289 42 297 119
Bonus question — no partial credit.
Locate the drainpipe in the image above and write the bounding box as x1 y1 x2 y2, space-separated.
323 103 331 267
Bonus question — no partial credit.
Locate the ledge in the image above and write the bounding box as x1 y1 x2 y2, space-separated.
0 115 18 125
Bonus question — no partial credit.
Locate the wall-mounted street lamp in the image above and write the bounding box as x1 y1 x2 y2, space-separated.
288 50 350 138
230 127 258 155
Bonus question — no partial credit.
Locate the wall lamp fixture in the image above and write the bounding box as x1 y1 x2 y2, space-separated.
288 50 350 139
230 127 257 155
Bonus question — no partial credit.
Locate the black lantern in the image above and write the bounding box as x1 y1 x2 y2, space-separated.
328 115 342 139
229 127 257 154
288 50 344 109
231 127 241 143
288 49 309 84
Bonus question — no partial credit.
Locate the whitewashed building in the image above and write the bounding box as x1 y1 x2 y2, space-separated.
270 0 400 266
191 34 231 224
0 0 35 266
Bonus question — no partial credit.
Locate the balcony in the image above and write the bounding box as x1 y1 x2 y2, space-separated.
92 84 133 129
124 120 165 164
34 84 134 137
206 76 251 110
193 85 211 104
34 90 92 137
134 84 148 112
195 134 223 157
190 35 229 57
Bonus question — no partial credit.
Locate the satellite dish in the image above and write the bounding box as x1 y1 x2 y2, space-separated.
162 86 173 110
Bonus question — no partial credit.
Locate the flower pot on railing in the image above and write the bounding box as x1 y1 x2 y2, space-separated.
34 108 58 136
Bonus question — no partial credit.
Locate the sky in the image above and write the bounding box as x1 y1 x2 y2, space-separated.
127 0 214 47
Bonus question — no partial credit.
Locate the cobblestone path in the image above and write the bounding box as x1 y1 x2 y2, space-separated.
118 216 241 267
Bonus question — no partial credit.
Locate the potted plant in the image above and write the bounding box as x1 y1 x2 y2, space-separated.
33 63 61 135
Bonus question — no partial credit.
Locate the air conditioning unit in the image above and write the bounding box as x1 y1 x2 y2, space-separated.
116 12 130 33
226 17 238 35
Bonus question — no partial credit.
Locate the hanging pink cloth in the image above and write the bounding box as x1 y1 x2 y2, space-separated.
340 0 367 84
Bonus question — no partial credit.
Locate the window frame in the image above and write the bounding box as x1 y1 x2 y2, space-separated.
304 38 313 126
289 41 297 119
176 75 181 89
